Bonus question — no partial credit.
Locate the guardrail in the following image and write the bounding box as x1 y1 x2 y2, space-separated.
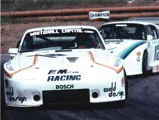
1 6 159 22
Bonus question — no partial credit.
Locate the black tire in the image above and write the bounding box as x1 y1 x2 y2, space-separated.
116 69 127 108
1 64 6 109
124 69 128 100
142 51 149 76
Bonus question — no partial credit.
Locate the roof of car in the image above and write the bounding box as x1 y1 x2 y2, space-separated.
101 20 155 26
25 25 97 33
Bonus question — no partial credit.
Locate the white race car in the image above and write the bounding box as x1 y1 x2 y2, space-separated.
99 21 159 76
3 25 126 107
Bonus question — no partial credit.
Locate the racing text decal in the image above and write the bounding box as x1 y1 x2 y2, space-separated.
47 75 81 81
154 45 159 61
103 82 124 98
48 69 81 81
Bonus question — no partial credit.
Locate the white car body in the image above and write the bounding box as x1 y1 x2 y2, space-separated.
3 26 126 107
99 21 159 76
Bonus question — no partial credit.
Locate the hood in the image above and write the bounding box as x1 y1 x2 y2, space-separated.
18 50 108 70
10 50 121 81
105 40 146 59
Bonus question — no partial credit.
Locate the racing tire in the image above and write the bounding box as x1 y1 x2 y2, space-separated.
119 69 128 108
115 69 128 108
142 51 149 77
124 69 128 100
1 65 6 109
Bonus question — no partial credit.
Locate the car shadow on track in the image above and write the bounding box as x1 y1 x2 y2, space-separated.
3 101 128 111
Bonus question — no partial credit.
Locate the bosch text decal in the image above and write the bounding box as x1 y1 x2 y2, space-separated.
56 84 74 90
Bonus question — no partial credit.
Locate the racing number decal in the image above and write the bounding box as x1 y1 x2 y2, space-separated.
154 45 159 61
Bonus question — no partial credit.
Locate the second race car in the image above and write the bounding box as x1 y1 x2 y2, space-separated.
99 21 159 76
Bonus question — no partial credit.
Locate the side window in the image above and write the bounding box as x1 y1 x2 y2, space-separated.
100 26 112 39
148 25 159 39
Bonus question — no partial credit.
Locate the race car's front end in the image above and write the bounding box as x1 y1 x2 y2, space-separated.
3 50 126 107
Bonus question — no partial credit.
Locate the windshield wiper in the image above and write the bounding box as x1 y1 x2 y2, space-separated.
19 49 34 53
105 39 124 42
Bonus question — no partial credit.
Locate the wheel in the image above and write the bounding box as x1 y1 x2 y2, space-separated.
1 64 6 109
142 51 149 76
124 69 128 99
115 69 127 108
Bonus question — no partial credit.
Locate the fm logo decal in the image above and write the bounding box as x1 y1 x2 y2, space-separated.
48 69 79 74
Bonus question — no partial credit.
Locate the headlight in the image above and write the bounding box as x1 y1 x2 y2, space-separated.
14 67 36 80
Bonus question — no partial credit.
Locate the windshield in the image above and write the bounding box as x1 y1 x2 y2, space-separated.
100 23 147 40
20 28 105 52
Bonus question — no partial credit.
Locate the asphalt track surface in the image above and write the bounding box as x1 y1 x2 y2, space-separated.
1 54 159 120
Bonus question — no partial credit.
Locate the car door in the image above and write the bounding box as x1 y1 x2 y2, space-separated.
147 24 159 67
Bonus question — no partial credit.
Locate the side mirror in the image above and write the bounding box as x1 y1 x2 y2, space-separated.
147 35 153 41
8 48 18 58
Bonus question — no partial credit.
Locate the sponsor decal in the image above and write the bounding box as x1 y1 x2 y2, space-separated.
47 75 81 81
61 29 83 33
156 65 159 71
103 82 124 98
116 24 127 27
30 29 83 36
114 58 121 67
89 11 110 20
30 30 59 36
48 69 79 74
6 87 14 96
154 45 159 61
56 84 74 90
48 70 57 74
5 79 9 87
8 96 26 103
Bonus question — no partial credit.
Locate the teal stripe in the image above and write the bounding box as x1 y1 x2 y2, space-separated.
119 41 146 59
